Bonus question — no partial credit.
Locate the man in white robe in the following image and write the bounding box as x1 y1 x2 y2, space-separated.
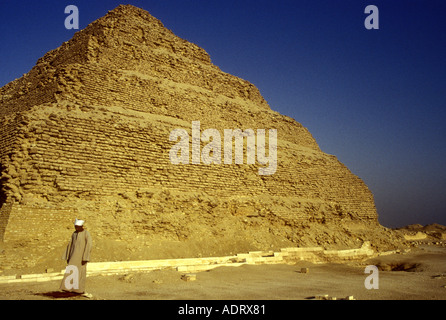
60 219 93 297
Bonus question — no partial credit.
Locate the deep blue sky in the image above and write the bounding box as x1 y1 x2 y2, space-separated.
1 1 445 228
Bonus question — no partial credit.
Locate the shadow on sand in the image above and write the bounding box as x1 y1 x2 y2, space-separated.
35 291 83 299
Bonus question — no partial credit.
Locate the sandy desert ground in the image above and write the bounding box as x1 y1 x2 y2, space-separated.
0 244 445 303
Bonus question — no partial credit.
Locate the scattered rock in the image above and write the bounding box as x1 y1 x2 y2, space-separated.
376 262 423 272
309 294 355 300
181 273 196 282
119 273 135 283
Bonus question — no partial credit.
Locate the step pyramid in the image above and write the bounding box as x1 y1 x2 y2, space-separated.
0 5 397 269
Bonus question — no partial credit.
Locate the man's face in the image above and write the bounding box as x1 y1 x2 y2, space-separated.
75 225 83 232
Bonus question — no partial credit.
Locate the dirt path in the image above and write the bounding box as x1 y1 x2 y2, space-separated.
1 245 445 301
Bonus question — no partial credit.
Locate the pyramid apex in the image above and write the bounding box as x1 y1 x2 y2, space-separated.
110 4 148 12
95 4 165 29
105 4 157 19
33 4 210 69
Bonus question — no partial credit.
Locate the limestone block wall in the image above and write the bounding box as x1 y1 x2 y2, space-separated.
0 201 13 242
0 99 377 245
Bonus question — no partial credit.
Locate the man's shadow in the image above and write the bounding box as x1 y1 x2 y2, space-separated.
35 291 83 299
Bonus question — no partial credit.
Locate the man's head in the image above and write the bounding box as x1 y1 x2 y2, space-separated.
74 219 85 231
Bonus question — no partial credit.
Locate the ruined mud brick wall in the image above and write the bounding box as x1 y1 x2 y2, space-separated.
0 5 382 264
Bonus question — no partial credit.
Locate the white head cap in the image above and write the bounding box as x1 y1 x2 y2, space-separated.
74 219 85 226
